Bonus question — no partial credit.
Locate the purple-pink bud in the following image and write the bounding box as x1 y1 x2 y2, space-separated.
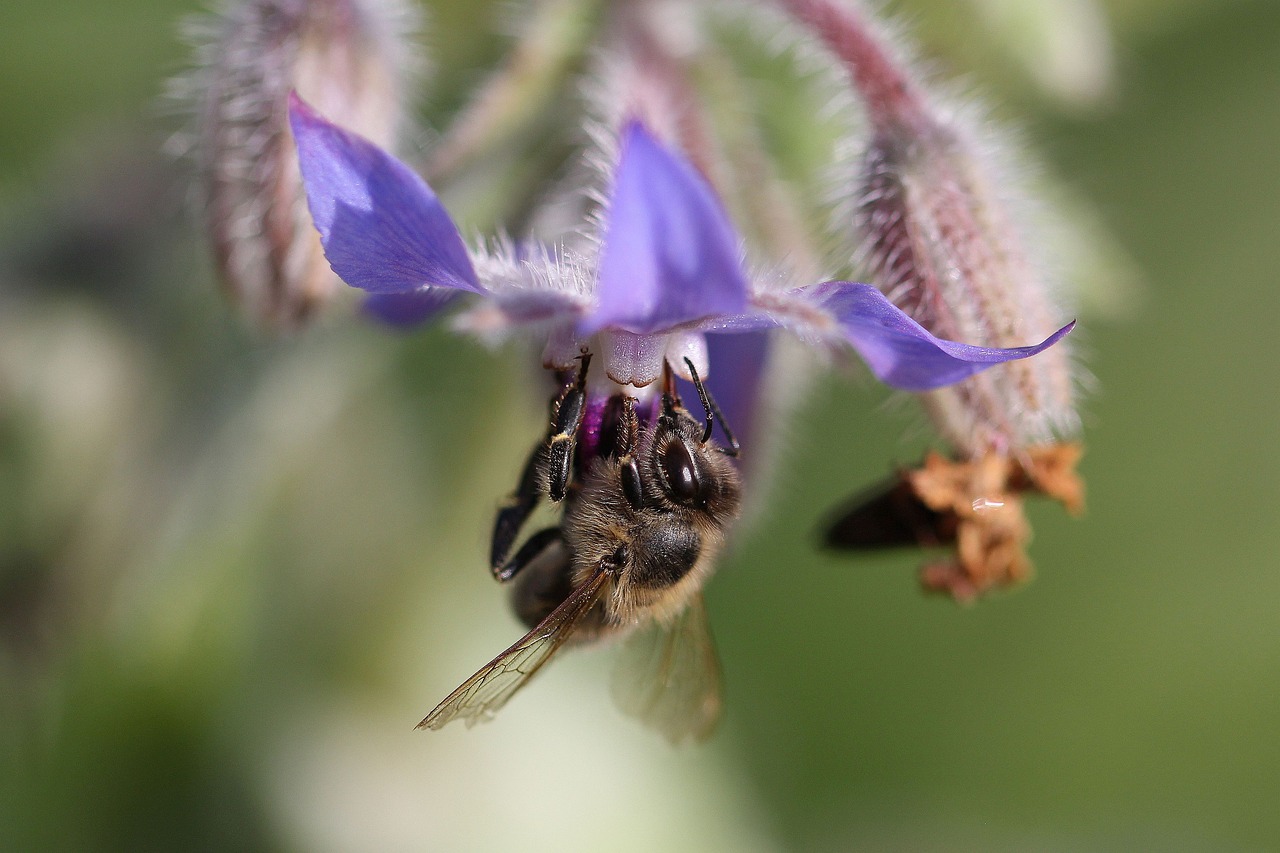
186 0 419 329
788 0 1087 600
781 0 1078 456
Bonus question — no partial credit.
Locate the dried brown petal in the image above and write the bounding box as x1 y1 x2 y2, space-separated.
826 444 1084 602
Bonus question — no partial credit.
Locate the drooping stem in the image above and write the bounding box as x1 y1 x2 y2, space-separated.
599 0 728 187
773 0 931 138
425 0 603 182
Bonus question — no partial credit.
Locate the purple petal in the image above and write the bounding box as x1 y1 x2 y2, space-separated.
581 121 749 336
491 288 586 325
288 93 481 296
363 289 462 327
807 281 1074 391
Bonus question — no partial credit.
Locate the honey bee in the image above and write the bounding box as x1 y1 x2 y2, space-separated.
417 355 742 743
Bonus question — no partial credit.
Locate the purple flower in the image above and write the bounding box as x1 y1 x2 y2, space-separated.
288 92 1071 394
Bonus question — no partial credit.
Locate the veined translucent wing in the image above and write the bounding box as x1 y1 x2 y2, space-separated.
610 594 722 745
417 568 608 731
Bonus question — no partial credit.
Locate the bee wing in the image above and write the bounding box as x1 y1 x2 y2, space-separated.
417 567 609 731
610 594 722 745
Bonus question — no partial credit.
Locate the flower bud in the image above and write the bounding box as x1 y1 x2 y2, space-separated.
182 0 420 329
781 0 1079 453
786 0 1087 599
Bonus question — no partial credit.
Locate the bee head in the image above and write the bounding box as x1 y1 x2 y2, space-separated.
649 407 741 521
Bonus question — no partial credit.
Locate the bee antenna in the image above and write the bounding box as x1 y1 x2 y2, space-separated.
682 357 740 457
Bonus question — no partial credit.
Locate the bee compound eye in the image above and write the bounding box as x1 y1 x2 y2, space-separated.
661 440 702 504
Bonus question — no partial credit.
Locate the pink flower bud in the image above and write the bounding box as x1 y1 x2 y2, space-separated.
786 0 1087 599
182 0 420 328
781 0 1079 454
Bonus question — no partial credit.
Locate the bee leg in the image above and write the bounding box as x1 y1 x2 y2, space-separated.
490 442 546 572
546 351 592 503
490 352 592 571
508 531 575 628
682 356 739 457
616 395 645 511
495 525 564 583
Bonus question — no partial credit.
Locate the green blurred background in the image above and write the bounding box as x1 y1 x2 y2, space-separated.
2 0 1278 850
